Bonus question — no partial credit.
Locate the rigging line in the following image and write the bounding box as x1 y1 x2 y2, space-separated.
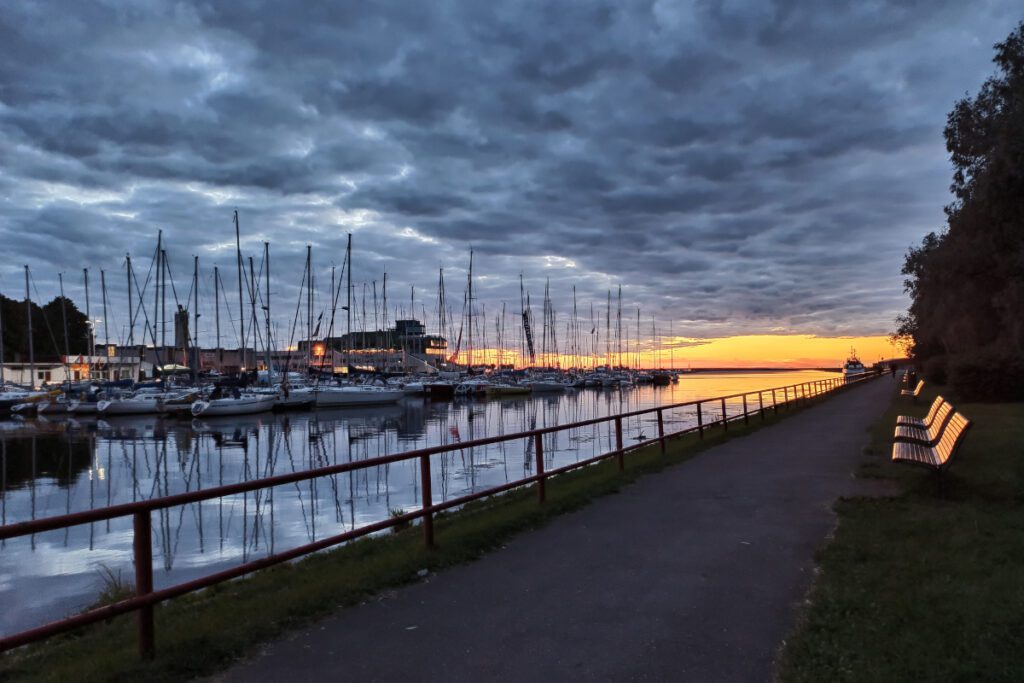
28 273 72 375
323 252 349 346
126 243 159 341
215 267 240 346
161 250 183 310
285 257 309 373
128 261 166 369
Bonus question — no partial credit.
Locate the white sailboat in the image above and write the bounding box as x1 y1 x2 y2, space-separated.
314 384 404 407
191 392 276 417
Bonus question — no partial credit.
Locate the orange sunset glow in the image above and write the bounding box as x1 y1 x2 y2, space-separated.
447 334 899 369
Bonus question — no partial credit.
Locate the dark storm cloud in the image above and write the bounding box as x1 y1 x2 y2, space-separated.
0 0 1019 350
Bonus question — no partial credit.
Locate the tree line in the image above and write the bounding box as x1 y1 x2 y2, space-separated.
898 21 1024 400
1 294 90 363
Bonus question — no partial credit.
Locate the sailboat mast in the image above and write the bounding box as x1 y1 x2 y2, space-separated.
248 257 258 370
100 271 109 380
616 285 622 369
346 233 352 373
154 231 162 357
83 269 93 376
193 255 199 384
161 249 168 351
305 245 311 372
59 273 70 384
214 265 221 367
264 242 272 379
467 250 473 369
126 254 134 348
234 210 245 369
25 265 34 389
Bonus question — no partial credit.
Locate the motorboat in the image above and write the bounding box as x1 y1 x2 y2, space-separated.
842 349 868 383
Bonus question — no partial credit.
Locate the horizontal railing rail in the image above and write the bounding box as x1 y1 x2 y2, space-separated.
0 372 880 657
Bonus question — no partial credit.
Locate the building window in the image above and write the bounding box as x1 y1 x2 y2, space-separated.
37 371 52 381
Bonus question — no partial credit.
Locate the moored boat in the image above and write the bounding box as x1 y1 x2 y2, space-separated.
191 392 276 417
314 385 404 407
842 349 868 383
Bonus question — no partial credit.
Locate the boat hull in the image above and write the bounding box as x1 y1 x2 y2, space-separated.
192 395 276 417
315 387 404 407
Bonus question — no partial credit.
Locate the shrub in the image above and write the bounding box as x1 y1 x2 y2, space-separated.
923 355 948 385
948 350 1024 401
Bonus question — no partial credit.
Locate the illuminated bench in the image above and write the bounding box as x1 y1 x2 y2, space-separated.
896 395 945 429
894 399 952 443
900 379 924 402
892 412 971 493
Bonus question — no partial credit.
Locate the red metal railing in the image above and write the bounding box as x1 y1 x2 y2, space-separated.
0 373 879 657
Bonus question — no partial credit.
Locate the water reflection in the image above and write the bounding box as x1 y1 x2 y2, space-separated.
0 370 836 636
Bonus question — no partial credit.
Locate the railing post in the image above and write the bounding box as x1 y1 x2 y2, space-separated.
742 395 749 425
697 402 704 438
420 454 434 547
720 397 728 432
758 392 765 421
534 433 546 502
771 389 778 414
614 417 624 470
656 408 665 454
133 510 154 660
783 386 789 409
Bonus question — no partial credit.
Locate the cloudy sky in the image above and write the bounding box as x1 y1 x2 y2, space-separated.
0 1 1019 361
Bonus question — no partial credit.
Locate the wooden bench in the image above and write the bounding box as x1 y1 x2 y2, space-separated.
896 395 946 428
892 412 971 492
894 399 953 443
900 379 924 402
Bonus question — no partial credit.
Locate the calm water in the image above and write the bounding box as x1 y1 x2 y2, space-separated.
0 370 837 636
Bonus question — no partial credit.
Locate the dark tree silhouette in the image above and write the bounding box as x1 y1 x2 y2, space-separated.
899 21 1024 398
1 294 90 362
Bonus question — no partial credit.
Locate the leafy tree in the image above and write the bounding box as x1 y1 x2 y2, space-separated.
0 293 90 362
900 21 1024 397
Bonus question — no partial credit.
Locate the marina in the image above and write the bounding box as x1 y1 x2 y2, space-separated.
0 370 837 637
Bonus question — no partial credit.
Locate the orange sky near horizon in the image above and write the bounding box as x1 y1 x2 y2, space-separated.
443 334 902 369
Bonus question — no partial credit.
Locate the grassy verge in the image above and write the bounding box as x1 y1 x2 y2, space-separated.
0 393 835 683
778 383 1024 682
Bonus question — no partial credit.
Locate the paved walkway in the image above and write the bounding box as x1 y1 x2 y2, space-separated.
214 378 892 682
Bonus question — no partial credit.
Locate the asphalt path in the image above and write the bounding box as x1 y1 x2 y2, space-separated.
213 377 892 682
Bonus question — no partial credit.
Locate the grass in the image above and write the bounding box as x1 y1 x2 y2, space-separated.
778 382 1024 682
1 394 826 683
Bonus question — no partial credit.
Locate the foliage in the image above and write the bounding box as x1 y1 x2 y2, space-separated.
88 566 136 611
1 294 91 363
949 349 1024 402
922 354 948 385
899 22 1024 397
389 508 410 533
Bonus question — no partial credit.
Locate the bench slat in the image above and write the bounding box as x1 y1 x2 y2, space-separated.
891 411 971 471
893 402 953 443
896 396 946 428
